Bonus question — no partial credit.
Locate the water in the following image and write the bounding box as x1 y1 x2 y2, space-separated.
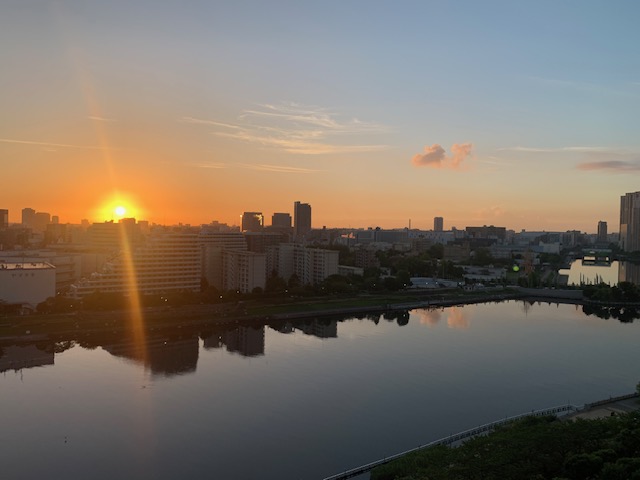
559 260 640 286
1 301 639 479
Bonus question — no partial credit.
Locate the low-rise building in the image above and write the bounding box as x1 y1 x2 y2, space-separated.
0 262 56 309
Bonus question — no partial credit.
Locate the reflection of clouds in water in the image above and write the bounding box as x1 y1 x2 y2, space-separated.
417 309 441 327
447 307 469 330
415 307 470 330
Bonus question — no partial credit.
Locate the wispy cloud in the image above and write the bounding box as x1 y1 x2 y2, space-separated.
498 146 611 153
412 143 473 170
527 76 640 99
241 164 320 174
183 161 317 174
187 162 226 169
0 138 103 150
180 102 388 155
498 144 640 173
87 115 115 122
577 160 640 172
474 205 506 219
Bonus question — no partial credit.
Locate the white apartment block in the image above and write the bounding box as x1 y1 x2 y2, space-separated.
199 232 247 289
70 231 201 298
223 250 266 293
267 244 338 285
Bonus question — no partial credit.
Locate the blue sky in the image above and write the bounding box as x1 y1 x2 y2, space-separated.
2 1 640 231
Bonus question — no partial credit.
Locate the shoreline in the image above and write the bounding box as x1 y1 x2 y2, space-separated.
2 287 639 342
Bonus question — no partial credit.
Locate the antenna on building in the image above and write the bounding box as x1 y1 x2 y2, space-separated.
409 219 411 229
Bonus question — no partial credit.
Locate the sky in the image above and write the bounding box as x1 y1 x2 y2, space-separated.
2 1 640 232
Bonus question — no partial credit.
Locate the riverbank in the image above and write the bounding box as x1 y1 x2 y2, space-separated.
2 286 638 341
366 393 640 480
0 288 520 340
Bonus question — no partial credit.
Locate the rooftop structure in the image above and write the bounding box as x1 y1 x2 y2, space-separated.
0 261 56 308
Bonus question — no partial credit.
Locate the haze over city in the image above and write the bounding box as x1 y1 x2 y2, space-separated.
3 1 640 231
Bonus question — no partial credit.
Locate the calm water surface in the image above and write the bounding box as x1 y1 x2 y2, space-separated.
559 259 640 286
2 301 639 479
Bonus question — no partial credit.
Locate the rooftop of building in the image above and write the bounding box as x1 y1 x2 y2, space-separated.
0 262 55 270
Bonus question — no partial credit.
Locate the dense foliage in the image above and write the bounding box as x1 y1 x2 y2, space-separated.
372 412 640 480
583 282 640 303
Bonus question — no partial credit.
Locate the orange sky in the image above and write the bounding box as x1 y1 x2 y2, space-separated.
3 2 639 233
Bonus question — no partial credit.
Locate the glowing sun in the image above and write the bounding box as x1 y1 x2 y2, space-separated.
114 206 127 217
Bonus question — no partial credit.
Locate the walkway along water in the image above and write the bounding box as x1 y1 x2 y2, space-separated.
321 393 640 480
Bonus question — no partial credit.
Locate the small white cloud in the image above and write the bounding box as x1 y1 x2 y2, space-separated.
412 143 473 170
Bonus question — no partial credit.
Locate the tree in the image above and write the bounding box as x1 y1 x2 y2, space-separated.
287 273 301 289
265 274 287 293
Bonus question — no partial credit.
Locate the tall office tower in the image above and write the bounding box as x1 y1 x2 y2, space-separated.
597 221 608 243
434 216 444 232
0 209 8 229
293 201 311 240
271 212 292 229
620 191 640 252
241 212 263 232
52 215 59 224
22 207 36 227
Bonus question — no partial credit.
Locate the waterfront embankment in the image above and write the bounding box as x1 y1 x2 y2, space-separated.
3 286 638 342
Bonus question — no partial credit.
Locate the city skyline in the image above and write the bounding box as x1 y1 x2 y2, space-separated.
2 200 626 235
3 2 640 231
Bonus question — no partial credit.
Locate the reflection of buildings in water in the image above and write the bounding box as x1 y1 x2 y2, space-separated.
296 320 337 339
619 262 640 285
102 336 199 377
0 343 54 373
224 325 265 357
414 306 470 330
202 334 224 350
269 322 295 334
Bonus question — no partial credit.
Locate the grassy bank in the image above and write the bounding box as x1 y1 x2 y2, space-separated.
371 411 640 480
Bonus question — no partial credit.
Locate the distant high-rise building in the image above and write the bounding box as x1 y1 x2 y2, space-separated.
434 217 444 232
21 208 51 232
241 212 263 232
21 207 36 227
52 215 59 225
620 191 640 252
293 201 311 240
34 212 51 232
0 209 8 229
271 212 292 229
597 221 608 243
